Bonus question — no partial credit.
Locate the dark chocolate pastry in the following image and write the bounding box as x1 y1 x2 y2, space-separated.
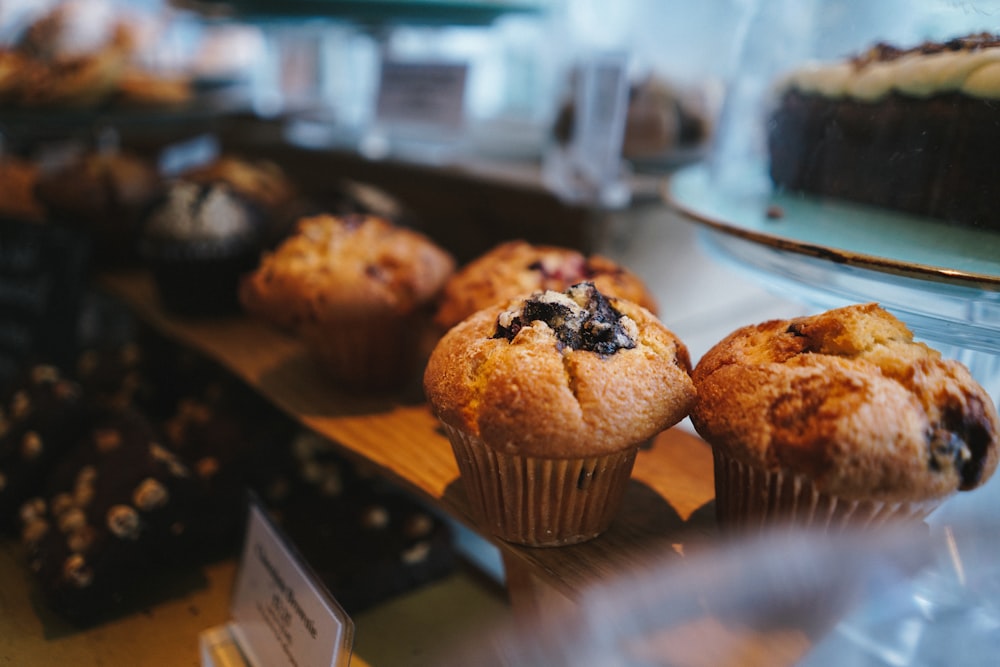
159 394 297 557
20 407 201 621
0 365 86 532
33 149 163 267
767 33 1000 230
74 342 150 413
274 431 457 614
178 155 303 246
139 180 264 316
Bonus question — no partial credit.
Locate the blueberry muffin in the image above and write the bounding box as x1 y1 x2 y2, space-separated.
434 240 658 331
690 303 1000 532
240 213 455 391
424 282 695 546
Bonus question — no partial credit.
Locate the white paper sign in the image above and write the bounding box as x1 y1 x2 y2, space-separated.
375 60 468 132
573 52 630 187
230 501 353 667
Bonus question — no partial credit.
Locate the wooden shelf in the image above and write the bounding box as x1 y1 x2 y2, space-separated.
97 270 718 605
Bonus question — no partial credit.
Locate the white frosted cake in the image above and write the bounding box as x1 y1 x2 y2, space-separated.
768 33 1000 230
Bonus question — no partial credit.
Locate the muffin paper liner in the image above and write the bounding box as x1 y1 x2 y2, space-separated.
712 448 946 532
301 312 420 391
442 424 637 547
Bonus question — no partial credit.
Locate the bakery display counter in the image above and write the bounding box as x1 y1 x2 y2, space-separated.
94 269 718 611
0 536 511 667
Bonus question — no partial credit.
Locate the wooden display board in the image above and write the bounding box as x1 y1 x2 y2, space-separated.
96 270 719 605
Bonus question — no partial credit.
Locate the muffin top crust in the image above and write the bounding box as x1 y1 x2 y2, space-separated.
434 240 658 330
424 283 695 458
240 213 455 330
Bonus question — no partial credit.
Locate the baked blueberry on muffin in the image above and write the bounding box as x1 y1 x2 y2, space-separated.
434 240 658 331
140 180 263 316
424 282 695 546
240 213 455 391
690 303 999 532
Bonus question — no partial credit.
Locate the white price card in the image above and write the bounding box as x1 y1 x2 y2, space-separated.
375 60 468 132
229 500 353 667
573 52 629 185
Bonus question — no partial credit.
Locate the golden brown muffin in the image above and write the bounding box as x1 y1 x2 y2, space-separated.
433 240 658 331
17 6 136 62
2 11 135 109
241 213 455 390
424 282 695 546
691 303 999 530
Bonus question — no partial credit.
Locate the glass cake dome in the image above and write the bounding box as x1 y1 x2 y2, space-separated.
666 0 1000 397
708 0 1000 194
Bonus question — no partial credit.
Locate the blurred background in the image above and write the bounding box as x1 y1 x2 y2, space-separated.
2 2 1000 665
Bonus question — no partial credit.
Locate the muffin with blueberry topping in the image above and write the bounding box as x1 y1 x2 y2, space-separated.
434 240 658 331
690 303 999 532
424 282 695 546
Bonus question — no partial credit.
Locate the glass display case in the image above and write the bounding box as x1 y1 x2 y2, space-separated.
661 5 1000 662
222 0 560 165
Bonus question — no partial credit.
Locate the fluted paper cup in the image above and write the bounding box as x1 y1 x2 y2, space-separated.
712 448 946 533
443 423 637 547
